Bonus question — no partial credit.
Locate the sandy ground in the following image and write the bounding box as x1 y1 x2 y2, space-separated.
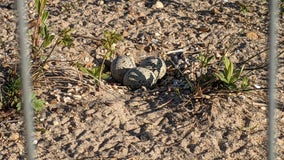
0 0 284 159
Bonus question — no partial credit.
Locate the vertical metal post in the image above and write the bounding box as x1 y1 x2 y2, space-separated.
16 0 36 159
268 0 279 160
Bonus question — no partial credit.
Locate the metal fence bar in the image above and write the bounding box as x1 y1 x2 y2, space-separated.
16 0 36 159
268 0 279 160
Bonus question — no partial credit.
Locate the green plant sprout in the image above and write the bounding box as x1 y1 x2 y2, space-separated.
33 0 52 50
75 62 110 82
17 94 45 112
1 0 74 111
31 0 74 78
237 2 249 14
99 30 124 83
241 76 250 90
197 52 215 80
30 0 72 110
198 53 214 69
101 30 124 58
174 87 183 100
215 56 249 90
38 28 74 69
2 76 21 108
74 30 123 87
1 75 45 111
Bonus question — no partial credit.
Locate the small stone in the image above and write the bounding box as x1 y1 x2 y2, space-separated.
33 139 38 144
63 96 71 103
53 120 59 126
40 117 45 122
197 26 211 32
280 117 284 124
246 31 258 41
211 7 220 15
86 109 96 115
140 57 166 80
123 67 156 90
155 1 164 9
9 153 17 160
9 133 20 141
28 2 33 8
254 84 261 89
98 0 104 5
111 56 136 83
261 107 267 111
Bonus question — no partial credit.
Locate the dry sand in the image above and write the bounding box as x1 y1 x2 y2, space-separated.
0 0 284 159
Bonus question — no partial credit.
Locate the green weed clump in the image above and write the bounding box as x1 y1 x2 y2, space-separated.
100 30 124 80
76 30 123 87
195 53 250 93
183 43 251 98
32 0 74 78
214 56 249 90
1 0 74 111
1 70 45 111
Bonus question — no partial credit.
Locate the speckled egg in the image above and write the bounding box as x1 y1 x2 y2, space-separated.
123 67 157 90
139 56 166 80
111 56 136 83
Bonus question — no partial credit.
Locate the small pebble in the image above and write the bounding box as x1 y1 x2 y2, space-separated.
254 84 261 89
33 139 38 144
86 109 96 115
280 117 284 124
155 1 164 9
9 133 19 141
246 31 258 41
40 117 45 122
261 107 267 111
53 120 59 126
98 0 104 5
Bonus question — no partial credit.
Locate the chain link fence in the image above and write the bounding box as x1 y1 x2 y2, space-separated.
15 0 280 159
16 0 35 159
267 0 279 160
